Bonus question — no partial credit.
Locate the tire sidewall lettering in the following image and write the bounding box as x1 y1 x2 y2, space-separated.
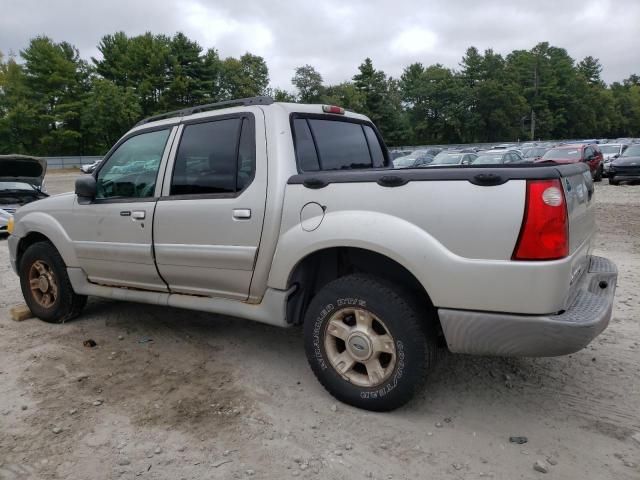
311 295 407 402
360 340 405 400
312 302 334 370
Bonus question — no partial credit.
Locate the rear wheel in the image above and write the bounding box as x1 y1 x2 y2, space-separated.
19 241 87 323
609 176 620 186
303 274 436 411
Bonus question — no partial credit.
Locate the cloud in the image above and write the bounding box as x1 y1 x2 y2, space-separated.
0 0 638 92
182 2 274 57
390 28 438 56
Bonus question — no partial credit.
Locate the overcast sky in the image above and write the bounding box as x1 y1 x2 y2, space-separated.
1 0 638 90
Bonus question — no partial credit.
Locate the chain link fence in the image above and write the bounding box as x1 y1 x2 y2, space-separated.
44 156 103 169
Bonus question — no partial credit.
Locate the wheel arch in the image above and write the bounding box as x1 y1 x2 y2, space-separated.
283 246 438 331
13 212 80 270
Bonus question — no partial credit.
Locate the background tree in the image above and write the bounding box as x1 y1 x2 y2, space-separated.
0 51 41 154
1 34 639 155
11 37 90 154
219 53 269 99
80 79 141 153
292 64 324 103
353 58 408 144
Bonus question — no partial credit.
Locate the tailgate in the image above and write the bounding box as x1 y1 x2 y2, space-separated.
559 165 596 305
561 166 596 254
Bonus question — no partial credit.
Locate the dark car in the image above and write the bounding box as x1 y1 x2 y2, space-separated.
393 148 441 168
600 144 628 177
536 144 603 181
609 144 640 185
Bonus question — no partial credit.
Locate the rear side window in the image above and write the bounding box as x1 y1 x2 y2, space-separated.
292 118 320 171
237 118 255 190
171 116 255 196
293 116 387 172
363 125 385 167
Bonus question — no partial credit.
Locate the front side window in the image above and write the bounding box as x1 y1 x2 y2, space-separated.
584 147 593 160
293 116 387 172
170 116 255 196
96 129 170 199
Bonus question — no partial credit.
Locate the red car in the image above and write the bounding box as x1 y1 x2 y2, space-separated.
536 144 604 181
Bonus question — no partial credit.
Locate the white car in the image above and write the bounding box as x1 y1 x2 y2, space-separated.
0 208 12 235
80 159 102 174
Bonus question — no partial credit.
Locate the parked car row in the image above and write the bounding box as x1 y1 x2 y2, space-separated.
391 138 640 186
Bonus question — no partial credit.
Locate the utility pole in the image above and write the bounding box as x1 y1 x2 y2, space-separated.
530 110 535 141
530 63 537 141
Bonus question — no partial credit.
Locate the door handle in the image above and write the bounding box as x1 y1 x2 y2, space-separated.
131 211 146 220
233 209 251 219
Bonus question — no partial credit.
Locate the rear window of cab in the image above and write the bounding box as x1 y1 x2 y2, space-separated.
292 115 388 172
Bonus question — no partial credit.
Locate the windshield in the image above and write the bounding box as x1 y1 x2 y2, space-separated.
523 148 547 158
542 148 582 160
622 145 640 157
600 145 621 154
473 154 503 164
393 156 417 167
0 181 36 192
404 150 429 159
431 152 463 165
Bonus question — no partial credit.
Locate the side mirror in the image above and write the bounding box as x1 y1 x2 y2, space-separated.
613 154 620 159
75 175 96 201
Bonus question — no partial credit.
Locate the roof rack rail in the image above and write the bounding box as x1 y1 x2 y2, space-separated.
134 96 274 127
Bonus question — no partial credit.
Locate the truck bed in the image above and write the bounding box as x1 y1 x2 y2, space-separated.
272 163 595 315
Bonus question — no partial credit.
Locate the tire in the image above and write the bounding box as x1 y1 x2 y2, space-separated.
594 166 603 182
609 176 619 186
19 241 87 323
303 273 436 411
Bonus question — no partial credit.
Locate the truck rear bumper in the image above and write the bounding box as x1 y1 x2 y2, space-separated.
438 256 617 357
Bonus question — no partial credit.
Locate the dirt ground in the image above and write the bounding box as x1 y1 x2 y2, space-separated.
1 171 639 480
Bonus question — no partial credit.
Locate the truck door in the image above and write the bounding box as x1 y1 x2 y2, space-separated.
70 127 176 291
153 110 267 300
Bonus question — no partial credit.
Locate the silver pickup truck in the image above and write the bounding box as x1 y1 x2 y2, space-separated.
7 97 617 411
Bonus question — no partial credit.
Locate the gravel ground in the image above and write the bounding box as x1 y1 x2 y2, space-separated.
1 172 639 479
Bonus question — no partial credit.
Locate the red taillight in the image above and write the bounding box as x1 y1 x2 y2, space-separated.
512 179 569 260
322 105 345 114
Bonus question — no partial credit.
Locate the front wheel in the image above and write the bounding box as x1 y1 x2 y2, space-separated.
609 176 620 186
303 274 436 411
19 241 87 323
594 166 603 182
